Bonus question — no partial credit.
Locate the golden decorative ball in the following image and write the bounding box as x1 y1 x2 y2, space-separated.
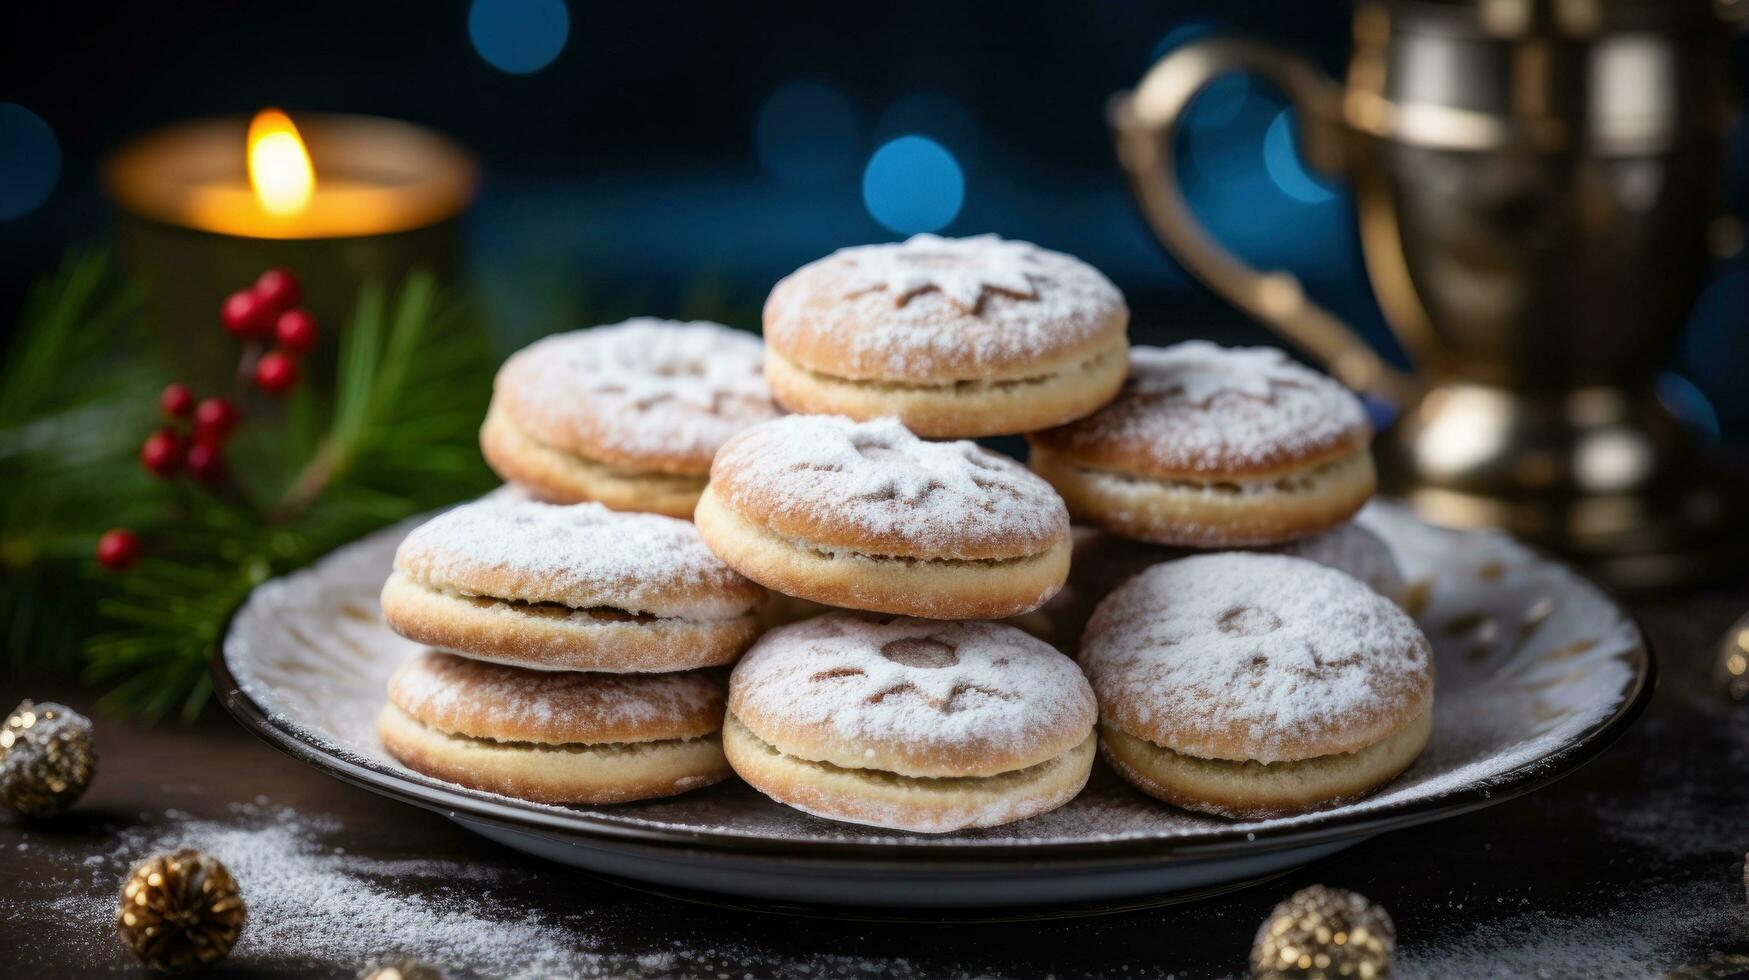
0 700 97 817
116 849 247 974
358 958 447 980
1251 885 1395 979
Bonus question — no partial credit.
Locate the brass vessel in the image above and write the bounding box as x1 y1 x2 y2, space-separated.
1111 0 1745 589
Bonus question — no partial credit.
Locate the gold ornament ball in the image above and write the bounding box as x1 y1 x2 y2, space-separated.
1 699 97 817
116 848 247 974
1251 885 1395 979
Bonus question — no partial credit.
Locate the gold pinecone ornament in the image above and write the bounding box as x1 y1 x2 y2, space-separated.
0 700 97 817
1251 885 1395 979
116 849 247 974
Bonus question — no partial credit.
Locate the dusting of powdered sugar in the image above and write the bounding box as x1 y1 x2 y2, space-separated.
841 234 1046 311
1270 521 1406 600
765 235 1126 379
710 415 1068 557
389 650 724 742
1033 342 1369 473
394 499 760 619
1080 553 1432 763
730 612 1095 771
494 318 780 467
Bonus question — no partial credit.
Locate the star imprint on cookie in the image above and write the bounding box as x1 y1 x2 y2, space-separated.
840 234 1047 312
802 621 1019 716
1129 341 1311 407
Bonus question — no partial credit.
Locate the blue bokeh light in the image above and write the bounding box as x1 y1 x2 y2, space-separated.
1264 109 1334 203
0 103 59 221
756 82 860 187
1657 371 1721 444
468 0 569 75
875 92 980 168
862 136 964 234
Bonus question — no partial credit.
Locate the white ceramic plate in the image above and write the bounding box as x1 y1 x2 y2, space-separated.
216 501 1651 913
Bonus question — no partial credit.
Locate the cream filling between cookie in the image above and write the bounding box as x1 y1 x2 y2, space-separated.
406 707 724 755
727 713 1072 789
1069 452 1366 498
434 584 752 626
748 520 1058 569
514 421 710 487
778 341 1123 394
1101 707 1433 777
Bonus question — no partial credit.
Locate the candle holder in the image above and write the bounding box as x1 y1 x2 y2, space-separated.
102 112 478 390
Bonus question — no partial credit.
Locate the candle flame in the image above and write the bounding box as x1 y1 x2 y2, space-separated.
247 109 316 216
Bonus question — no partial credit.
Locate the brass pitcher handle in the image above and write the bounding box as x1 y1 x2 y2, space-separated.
1111 38 1417 405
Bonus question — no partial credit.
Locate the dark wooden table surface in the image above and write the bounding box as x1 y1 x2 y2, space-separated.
4 583 1749 979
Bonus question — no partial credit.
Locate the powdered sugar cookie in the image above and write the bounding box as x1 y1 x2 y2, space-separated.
1080 553 1432 818
1027 342 1375 547
694 415 1071 619
482 319 782 517
764 234 1129 437
382 499 767 672
379 650 730 803
1273 520 1405 602
725 612 1096 833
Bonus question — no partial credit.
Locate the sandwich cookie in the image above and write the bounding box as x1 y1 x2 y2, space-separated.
1080 553 1433 818
482 318 782 517
1027 342 1375 547
382 498 767 672
380 650 730 803
725 612 1097 833
763 234 1129 437
694 414 1071 619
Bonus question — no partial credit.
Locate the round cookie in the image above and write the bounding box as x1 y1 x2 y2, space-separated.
725 612 1097 833
1271 520 1405 602
380 650 730 803
482 318 782 517
764 234 1129 437
1027 342 1376 547
1079 553 1433 818
383 498 767 672
695 415 1071 619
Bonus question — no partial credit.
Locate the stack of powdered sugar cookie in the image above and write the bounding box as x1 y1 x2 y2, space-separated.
375 233 1434 832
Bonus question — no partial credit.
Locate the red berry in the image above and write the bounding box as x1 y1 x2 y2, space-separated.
252 267 302 315
193 397 240 443
96 528 141 572
139 429 184 476
185 441 226 484
274 309 319 354
159 382 195 418
222 289 271 338
254 351 300 394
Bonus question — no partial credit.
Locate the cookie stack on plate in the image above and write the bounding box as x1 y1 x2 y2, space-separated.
374 320 781 803
375 232 1434 832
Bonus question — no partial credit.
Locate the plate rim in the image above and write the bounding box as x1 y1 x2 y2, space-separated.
210 539 1657 870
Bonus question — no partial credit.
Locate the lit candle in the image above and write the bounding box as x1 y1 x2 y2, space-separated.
101 109 478 385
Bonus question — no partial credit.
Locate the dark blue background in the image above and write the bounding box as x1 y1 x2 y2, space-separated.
1 1 1744 439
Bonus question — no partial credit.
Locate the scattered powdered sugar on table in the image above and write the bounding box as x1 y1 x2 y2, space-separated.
765 234 1126 378
730 613 1094 770
711 415 1068 556
395 499 757 619
227 499 1641 849
494 318 779 465
1034 342 1369 473
1080 553 1431 762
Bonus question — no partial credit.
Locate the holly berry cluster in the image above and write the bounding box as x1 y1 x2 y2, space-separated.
101 268 321 572
221 267 318 393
